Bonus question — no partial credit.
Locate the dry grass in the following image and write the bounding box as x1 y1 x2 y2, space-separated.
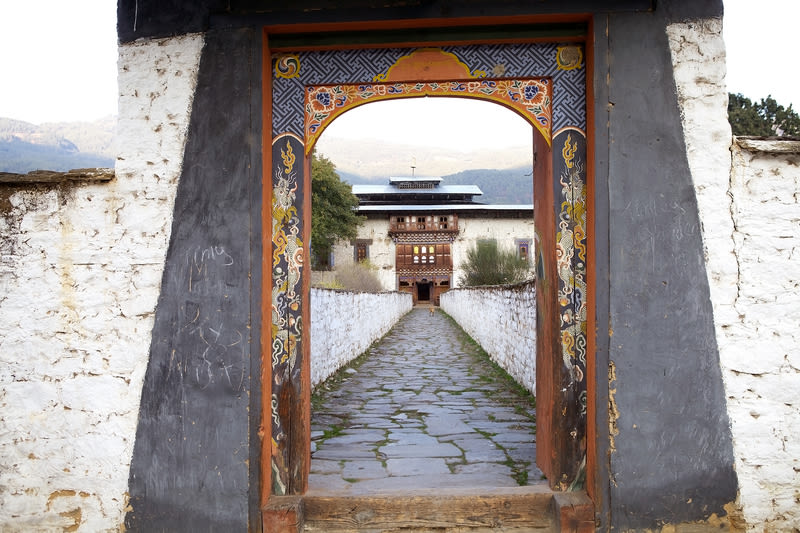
312 261 384 293
333 261 384 292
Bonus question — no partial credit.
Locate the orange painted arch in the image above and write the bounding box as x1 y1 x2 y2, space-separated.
303 78 553 152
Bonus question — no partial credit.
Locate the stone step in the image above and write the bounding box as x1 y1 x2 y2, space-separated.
264 487 593 533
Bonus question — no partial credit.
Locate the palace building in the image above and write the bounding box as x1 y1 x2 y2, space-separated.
331 176 534 304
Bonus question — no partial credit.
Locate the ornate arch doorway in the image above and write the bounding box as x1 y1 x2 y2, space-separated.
264 40 589 502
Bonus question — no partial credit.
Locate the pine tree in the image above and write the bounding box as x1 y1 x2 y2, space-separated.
728 93 800 137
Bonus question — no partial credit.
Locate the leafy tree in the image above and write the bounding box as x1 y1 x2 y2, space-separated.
311 153 363 270
459 240 531 287
728 93 800 137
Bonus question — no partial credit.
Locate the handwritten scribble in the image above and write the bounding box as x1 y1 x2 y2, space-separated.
184 245 235 293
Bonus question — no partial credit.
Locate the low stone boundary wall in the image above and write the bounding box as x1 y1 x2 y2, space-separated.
440 280 536 394
716 137 800 527
311 288 412 387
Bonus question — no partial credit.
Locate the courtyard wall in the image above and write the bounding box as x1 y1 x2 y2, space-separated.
440 280 536 394
310 288 412 387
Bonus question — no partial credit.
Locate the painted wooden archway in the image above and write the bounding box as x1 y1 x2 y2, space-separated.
264 44 588 500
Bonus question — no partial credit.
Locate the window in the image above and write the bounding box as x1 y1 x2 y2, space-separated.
352 239 372 263
356 243 367 262
416 216 426 230
515 239 531 263
439 216 448 229
398 243 413 266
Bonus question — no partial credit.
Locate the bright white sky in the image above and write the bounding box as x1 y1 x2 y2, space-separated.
0 0 797 140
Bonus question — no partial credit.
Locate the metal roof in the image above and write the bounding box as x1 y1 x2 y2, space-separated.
358 204 533 212
352 184 482 195
388 176 443 183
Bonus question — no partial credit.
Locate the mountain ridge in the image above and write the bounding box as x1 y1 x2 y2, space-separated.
0 116 115 173
339 166 533 205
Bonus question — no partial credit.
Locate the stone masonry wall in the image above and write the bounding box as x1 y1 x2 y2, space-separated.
440 281 536 394
670 19 800 529
311 288 413 388
0 35 204 531
725 138 800 528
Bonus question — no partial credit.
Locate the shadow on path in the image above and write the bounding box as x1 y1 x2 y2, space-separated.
310 307 544 494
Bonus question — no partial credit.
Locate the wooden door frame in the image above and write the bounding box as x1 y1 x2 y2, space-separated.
261 15 600 516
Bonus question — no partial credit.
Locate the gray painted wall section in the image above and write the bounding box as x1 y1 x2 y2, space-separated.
125 28 262 532
602 0 737 528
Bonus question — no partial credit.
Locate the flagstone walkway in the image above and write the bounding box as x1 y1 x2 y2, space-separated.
309 307 544 495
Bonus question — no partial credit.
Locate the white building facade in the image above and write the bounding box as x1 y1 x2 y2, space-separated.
331 176 534 303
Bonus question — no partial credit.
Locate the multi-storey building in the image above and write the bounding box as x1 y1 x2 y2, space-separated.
331 176 534 304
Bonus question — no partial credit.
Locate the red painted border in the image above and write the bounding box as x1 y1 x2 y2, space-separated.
261 27 274 508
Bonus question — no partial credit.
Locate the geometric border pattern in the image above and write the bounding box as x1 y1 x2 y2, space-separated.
304 78 552 152
273 43 585 136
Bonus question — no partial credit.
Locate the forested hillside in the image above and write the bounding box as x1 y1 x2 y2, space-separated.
441 167 533 204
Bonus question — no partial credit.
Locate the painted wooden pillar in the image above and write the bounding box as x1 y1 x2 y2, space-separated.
269 134 310 495
535 129 588 491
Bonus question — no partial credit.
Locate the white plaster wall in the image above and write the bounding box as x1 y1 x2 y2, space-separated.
440 281 536 394
0 35 204 531
332 213 534 290
310 288 412 387
331 216 396 291
670 19 800 529
452 215 534 287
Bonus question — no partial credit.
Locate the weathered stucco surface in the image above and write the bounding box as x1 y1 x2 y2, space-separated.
670 19 800 529
331 217 397 290
311 288 412 387
0 34 203 531
332 213 535 291
441 281 536 394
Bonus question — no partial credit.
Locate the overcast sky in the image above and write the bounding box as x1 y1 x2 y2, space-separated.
0 0 796 134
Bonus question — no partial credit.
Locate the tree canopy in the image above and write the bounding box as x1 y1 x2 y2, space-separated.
728 93 800 137
311 153 363 270
459 240 531 287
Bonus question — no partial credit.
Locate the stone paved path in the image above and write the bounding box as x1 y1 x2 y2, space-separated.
309 307 544 495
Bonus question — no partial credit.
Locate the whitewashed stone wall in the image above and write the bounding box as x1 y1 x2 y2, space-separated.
0 35 204 531
670 19 800 529
311 288 412 387
440 281 536 394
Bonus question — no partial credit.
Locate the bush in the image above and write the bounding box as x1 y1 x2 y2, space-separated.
459 240 531 287
332 261 384 293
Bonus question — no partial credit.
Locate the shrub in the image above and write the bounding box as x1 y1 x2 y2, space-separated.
459 240 531 287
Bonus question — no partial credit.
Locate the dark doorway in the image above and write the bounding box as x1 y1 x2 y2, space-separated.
417 281 431 302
